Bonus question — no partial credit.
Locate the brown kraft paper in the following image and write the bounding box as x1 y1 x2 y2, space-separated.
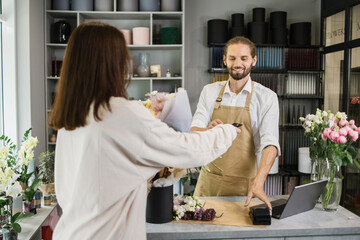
174 199 266 228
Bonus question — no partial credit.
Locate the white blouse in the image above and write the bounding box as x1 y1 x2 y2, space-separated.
191 78 281 156
53 97 237 240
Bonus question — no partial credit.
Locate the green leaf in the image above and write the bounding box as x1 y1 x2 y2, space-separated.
348 147 357 159
15 213 34 223
10 212 21 224
333 155 342 166
31 179 42 192
353 158 360 170
12 222 22 233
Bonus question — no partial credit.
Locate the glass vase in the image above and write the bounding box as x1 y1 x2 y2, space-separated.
2 226 18 240
137 53 150 77
310 157 326 182
320 159 342 211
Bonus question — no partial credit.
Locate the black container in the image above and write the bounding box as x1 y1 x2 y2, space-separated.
253 8 265 22
51 20 71 43
230 27 245 38
248 22 268 44
270 11 287 29
232 13 245 28
207 19 229 46
271 27 288 44
146 185 173 223
290 22 311 46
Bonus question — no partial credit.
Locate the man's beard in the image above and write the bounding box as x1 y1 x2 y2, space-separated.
228 66 252 80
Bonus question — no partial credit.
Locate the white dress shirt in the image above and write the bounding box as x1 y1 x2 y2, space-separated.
53 97 237 240
191 78 281 156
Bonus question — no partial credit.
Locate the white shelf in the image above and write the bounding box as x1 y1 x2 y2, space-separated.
44 1 185 150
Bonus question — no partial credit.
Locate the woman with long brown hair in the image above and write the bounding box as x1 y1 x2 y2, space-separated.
50 21 239 240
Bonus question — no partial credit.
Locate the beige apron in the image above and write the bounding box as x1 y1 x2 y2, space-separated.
194 81 257 196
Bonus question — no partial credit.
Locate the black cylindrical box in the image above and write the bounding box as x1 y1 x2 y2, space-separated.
271 27 288 44
146 185 173 223
253 8 265 22
207 19 229 46
248 22 268 44
232 13 244 28
290 22 311 46
230 27 245 38
270 11 287 29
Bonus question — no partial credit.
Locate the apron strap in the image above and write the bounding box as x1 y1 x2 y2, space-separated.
215 80 254 109
214 84 227 109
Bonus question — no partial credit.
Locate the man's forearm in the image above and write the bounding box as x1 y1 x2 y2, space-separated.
254 145 278 185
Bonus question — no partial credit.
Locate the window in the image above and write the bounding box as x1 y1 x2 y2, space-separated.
325 10 345 47
351 4 360 40
324 51 344 113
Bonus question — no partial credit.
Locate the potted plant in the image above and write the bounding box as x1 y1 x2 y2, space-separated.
0 128 39 239
23 179 41 213
37 151 55 195
1 197 34 240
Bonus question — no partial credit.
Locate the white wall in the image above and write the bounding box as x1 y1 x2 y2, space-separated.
184 0 321 112
16 0 45 164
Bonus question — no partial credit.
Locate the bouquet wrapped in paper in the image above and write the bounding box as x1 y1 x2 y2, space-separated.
142 88 193 190
143 88 193 132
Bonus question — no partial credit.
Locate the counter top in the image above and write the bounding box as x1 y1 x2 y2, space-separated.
146 196 360 240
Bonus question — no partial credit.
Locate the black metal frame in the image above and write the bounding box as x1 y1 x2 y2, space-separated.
321 0 360 112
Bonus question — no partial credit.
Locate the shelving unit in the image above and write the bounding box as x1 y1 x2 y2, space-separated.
208 44 323 195
44 0 185 151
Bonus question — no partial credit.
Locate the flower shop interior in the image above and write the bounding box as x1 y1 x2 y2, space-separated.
1 0 360 239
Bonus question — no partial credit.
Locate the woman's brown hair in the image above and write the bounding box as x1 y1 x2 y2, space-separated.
48 21 131 130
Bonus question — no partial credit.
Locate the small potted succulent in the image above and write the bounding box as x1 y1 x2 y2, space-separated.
23 179 41 213
37 151 55 195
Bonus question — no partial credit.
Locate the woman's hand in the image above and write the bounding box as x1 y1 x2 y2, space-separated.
208 119 224 129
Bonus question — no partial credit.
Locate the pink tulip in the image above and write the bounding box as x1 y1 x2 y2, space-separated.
339 119 348 127
321 133 328 140
337 135 347 144
348 130 359 142
329 131 340 142
349 119 355 125
338 128 347 137
350 124 358 130
345 125 352 133
323 128 332 138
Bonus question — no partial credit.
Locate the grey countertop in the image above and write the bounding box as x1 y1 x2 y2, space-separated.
146 196 360 240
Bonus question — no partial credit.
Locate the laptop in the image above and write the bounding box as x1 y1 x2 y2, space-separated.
251 179 328 219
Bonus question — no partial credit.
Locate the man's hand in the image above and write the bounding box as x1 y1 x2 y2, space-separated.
244 182 272 214
207 119 224 129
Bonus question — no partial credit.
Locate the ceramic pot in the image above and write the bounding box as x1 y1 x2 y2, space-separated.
23 200 34 213
95 0 113 11
117 0 138 11
132 27 150 45
146 185 173 223
71 0 93 11
161 0 180 11
52 0 69 10
139 0 160 11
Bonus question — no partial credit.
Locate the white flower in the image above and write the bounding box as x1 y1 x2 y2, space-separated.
6 181 22 198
